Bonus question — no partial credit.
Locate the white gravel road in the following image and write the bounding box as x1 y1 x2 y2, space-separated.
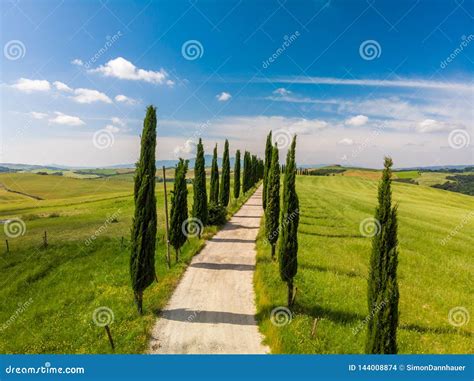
149 187 269 354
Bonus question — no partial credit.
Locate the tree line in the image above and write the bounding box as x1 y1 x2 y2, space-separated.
129 106 263 313
261 130 400 354
130 106 400 355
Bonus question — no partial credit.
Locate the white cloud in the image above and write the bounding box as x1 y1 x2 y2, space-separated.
11 78 51 93
105 124 120 133
216 92 232 102
338 138 354 146
71 59 84 66
416 119 454 133
273 88 292 96
345 115 369 127
89 57 170 85
259 76 473 92
115 94 137 105
71 88 112 104
174 139 197 157
49 112 85 126
111 117 126 127
53 81 73 92
29 112 48 120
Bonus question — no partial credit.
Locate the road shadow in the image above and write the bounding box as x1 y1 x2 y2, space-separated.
158 308 258 326
210 237 255 243
400 323 473 337
300 263 364 279
190 262 255 271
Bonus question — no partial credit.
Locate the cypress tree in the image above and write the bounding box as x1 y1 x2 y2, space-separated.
209 144 219 204
169 158 188 263
219 139 230 206
251 155 257 186
263 131 272 210
265 144 280 260
242 151 250 193
234 150 241 199
366 157 399 354
130 105 157 314
279 136 299 307
192 138 208 230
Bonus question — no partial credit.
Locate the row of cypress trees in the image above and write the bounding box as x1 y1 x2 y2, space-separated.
130 110 264 314
261 130 399 354
263 132 300 307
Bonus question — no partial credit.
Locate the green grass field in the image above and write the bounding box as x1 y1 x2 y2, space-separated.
0 172 256 354
254 175 473 354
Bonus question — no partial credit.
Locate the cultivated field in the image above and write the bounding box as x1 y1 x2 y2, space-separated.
0 172 253 354
254 175 473 354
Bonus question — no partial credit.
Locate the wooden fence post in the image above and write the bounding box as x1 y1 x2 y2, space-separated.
104 325 115 350
5 239 9 253
43 231 48 248
162 166 171 269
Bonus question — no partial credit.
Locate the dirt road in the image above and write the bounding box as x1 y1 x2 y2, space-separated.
149 187 269 354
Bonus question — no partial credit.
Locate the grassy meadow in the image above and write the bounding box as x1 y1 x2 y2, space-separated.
0 171 256 354
254 174 473 354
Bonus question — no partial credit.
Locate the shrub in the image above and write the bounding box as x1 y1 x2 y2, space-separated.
207 202 227 226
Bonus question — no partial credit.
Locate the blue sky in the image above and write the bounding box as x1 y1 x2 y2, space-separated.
1 0 473 168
